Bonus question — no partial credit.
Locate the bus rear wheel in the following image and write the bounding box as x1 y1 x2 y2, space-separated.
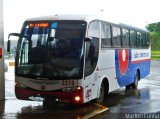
131 72 139 89
126 71 139 90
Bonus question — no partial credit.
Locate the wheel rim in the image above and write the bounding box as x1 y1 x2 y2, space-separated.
133 72 139 89
135 73 139 86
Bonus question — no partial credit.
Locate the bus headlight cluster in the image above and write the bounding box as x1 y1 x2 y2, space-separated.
62 86 82 92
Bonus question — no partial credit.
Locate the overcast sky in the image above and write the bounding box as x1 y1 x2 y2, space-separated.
3 0 160 40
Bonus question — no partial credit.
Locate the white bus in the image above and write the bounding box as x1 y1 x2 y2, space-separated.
7 15 150 106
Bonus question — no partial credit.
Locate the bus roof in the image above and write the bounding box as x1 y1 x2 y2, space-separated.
119 23 149 33
26 14 97 23
26 14 149 33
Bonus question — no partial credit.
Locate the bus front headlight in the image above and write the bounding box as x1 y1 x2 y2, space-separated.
16 83 27 89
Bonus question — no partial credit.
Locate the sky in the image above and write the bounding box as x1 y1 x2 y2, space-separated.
3 0 160 41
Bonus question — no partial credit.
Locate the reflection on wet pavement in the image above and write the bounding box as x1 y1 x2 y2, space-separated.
92 60 160 119
0 99 108 119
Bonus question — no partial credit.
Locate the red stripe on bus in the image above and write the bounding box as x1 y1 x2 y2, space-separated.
132 59 150 64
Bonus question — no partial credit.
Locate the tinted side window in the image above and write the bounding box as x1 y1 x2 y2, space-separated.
137 32 143 48
146 33 150 47
141 33 146 48
87 21 100 54
101 22 111 47
88 21 100 38
112 26 121 47
122 29 129 47
130 30 137 47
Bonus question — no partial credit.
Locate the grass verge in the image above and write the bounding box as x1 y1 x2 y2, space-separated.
151 50 160 60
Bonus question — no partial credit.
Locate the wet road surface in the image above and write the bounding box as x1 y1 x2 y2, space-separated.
1 60 160 119
93 60 160 119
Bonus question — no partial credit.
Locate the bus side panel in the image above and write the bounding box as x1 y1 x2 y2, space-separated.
131 49 151 79
98 49 118 92
115 49 150 87
83 49 117 103
115 49 133 87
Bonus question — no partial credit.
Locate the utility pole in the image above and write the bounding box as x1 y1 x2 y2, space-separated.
0 0 5 101
100 9 104 19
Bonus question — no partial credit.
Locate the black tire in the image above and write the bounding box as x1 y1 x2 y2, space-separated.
125 84 132 90
131 72 139 89
96 82 105 104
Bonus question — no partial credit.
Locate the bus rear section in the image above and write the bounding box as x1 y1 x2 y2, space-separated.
115 48 150 88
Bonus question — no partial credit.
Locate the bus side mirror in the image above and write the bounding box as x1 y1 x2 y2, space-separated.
7 40 11 53
7 33 21 53
85 37 91 42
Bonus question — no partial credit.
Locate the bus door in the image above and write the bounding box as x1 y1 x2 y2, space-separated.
84 39 99 102
84 20 100 102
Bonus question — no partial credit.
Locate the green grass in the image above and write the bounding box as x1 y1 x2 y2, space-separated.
151 50 160 60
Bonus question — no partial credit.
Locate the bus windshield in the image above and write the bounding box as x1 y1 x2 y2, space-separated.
16 21 86 79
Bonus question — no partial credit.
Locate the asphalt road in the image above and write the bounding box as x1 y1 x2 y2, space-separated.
1 60 160 119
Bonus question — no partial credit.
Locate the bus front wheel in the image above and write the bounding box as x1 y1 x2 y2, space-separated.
96 82 105 104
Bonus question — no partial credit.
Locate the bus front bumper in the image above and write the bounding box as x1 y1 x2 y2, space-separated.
15 84 84 104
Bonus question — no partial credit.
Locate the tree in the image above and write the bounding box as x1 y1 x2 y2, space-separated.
145 22 160 32
145 22 160 50
150 32 160 50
